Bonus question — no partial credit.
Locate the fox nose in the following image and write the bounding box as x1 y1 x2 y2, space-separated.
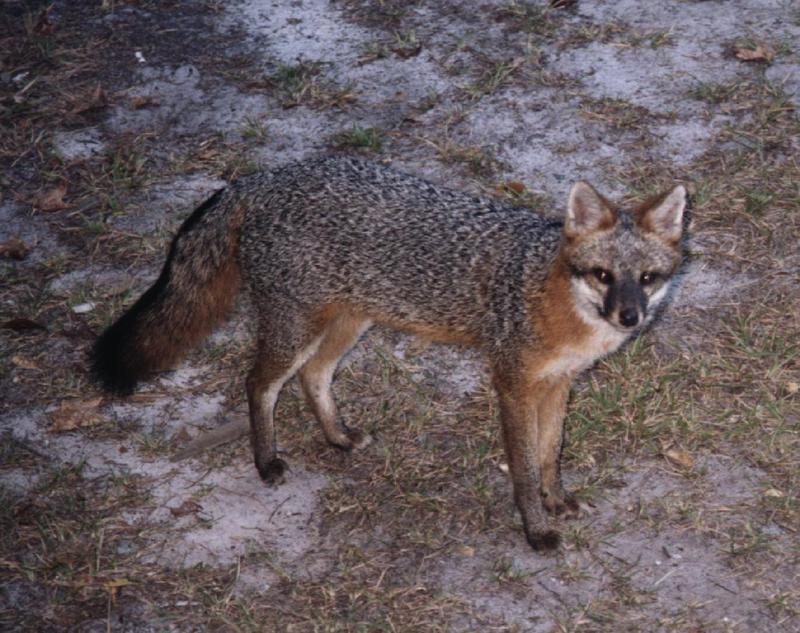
619 308 639 328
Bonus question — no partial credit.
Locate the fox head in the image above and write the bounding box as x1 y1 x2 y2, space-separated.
561 181 687 332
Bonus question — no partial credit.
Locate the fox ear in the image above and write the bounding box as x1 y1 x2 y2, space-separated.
565 181 616 239
638 185 686 243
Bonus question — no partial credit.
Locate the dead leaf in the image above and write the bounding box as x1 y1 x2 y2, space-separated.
34 7 54 35
130 94 159 109
72 84 108 114
458 545 475 557
734 43 774 63
11 355 38 370
104 578 130 588
104 577 130 604
169 500 203 517
764 488 784 499
786 381 799 395
505 181 526 195
664 449 694 469
392 44 422 59
48 397 107 432
2 318 46 333
33 183 70 212
196 147 220 161
173 427 192 443
0 237 29 260
0 560 22 570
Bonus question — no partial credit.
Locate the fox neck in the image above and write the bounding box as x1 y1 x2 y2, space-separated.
531 258 592 348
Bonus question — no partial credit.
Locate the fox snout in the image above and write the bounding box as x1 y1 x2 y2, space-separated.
619 307 639 328
604 274 647 330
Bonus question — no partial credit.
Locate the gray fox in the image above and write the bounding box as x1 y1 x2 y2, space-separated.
92 156 686 550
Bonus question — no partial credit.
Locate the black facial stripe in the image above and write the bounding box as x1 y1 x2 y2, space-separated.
602 281 615 317
623 273 648 312
604 273 648 318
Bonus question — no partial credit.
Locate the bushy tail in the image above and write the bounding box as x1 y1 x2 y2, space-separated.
91 189 245 395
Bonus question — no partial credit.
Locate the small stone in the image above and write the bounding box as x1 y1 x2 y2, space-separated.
72 302 96 314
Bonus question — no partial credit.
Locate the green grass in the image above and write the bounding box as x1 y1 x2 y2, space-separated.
465 56 527 100
580 96 672 130
240 116 268 141
625 28 675 49
688 80 740 104
497 1 559 37
268 62 357 109
332 124 384 152
425 137 506 178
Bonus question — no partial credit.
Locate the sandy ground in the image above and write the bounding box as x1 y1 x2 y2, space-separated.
2 0 799 631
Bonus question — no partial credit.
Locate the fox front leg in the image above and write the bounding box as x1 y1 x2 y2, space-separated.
537 376 580 518
495 375 561 551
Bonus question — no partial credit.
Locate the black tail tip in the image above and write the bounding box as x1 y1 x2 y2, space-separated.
89 324 142 397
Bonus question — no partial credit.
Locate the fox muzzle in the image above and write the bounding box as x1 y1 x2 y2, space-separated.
604 273 647 329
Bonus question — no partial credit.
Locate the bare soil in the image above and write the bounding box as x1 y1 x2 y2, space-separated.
1 1 799 631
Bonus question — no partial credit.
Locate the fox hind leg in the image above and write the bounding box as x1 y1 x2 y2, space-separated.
247 327 323 485
299 313 373 450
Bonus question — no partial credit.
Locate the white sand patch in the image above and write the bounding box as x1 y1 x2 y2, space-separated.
672 261 755 310
233 0 371 64
767 62 800 109
1 403 327 570
52 127 106 161
150 460 327 568
110 173 227 235
0 469 41 496
0 201 65 265
47 268 135 298
393 337 485 397
107 64 268 139
231 0 468 146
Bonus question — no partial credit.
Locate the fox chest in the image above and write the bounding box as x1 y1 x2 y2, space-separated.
534 325 629 380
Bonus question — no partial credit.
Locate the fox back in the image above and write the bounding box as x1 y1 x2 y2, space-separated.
232 157 684 358
236 157 564 348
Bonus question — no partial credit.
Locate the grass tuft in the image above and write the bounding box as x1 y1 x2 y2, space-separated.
332 125 384 152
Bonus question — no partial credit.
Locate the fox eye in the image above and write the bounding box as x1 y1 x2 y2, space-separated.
640 271 659 285
592 268 613 284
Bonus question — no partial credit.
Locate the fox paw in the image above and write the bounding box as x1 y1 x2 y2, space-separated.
526 529 561 551
542 491 581 519
329 428 373 451
257 457 288 486
346 428 372 450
